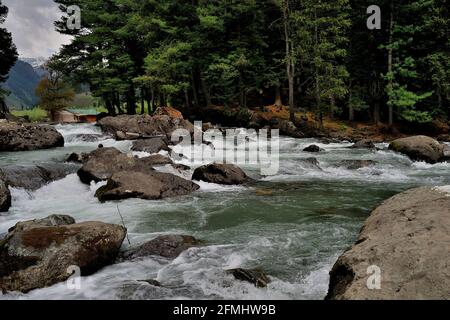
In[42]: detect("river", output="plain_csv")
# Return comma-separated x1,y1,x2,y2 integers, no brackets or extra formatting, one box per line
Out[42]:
1,123,449,300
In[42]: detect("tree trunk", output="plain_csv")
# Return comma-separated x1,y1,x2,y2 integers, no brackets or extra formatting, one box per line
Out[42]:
239,74,245,108
314,6,322,128
140,88,145,114
149,86,155,113
0,99,9,119
373,103,380,124
199,70,211,107
126,87,136,115
274,86,282,108
190,70,199,108
282,1,295,122
387,0,394,127
329,94,336,120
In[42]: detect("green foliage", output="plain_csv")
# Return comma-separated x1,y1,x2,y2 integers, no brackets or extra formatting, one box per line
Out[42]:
11,108,48,122
48,0,450,125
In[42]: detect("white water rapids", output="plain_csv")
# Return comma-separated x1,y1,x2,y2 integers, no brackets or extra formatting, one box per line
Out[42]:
0,123,449,300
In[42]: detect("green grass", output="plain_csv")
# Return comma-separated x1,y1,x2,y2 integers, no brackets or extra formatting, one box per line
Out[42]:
11,108,48,122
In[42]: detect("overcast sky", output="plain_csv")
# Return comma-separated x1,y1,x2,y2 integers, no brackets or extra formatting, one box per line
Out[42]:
3,0,72,58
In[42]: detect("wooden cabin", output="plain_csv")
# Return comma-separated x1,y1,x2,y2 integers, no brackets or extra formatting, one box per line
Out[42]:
54,108,99,123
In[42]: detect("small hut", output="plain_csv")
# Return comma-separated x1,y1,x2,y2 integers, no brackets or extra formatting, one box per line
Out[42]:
54,108,100,123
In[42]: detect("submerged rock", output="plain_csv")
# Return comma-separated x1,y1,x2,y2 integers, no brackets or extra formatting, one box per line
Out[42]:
299,157,322,170
66,152,89,163
0,215,126,293
337,160,377,170
326,187,450,300
389,135,445,164
131,137,170,154
227,268,271,288
351,139,376,149
0,180,11,212
123,235,201,260
303,144,323,152
192,163,251,185
95,170,199,201
0,164,77,190
0,122,64,152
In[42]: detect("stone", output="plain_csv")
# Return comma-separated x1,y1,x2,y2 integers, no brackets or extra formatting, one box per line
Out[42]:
0,215,126,293
95,170,200,201
351,139,376,149
227,268,271,288
192,163,251,185
0,180,11,212
303,144,323,152
326,187,450,300
0,122,64,152
123,235,201,260
389,135,445,164
0,164,77,191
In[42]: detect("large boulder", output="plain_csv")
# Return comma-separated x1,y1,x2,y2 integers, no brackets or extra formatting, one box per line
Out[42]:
0,215,126,293
123,235,200,260
326,186,450,300
192,163,251,185
0,122,64,152
0,180,11,212
0,164,77,190
98,114,194,141
77,147,174,184
95,170,200,201
389,135,445,164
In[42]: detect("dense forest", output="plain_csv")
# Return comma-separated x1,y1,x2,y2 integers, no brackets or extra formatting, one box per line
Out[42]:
10,0,450,128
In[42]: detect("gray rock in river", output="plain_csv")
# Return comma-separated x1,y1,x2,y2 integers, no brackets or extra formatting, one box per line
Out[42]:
326,186,450,300
122,235,201,260
0,121,64,152
303,144,323,152
389,135,445,164
0,179,11,212
98,114,194,141
226,268,271,288
0,164,77,190
0,214,126,293
131,137,170,154
77,147,173,184
337,160,377,170
192,163,252,185
95,170,200,201
351,139,376,149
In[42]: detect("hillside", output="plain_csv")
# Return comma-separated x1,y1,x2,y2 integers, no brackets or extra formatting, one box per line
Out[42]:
2,60,43,109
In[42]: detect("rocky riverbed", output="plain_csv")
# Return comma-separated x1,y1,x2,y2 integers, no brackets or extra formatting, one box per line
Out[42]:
0,117,449,299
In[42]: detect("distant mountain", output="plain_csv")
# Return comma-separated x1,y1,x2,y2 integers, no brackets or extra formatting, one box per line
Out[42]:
21,57,48,69
2,60,44,110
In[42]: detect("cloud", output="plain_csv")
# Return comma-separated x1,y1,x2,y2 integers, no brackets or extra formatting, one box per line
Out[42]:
2,0,72,58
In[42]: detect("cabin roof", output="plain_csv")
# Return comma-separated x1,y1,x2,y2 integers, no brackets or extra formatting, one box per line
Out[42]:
66,108,100,116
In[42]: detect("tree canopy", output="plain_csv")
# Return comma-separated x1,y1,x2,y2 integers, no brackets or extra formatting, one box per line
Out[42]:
0,0,18,117
51,0,450,126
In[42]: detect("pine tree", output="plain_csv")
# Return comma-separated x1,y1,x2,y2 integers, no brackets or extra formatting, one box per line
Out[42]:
0,0,18,118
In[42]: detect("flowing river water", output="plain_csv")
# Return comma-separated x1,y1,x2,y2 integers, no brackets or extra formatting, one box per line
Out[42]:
1,123,449,300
